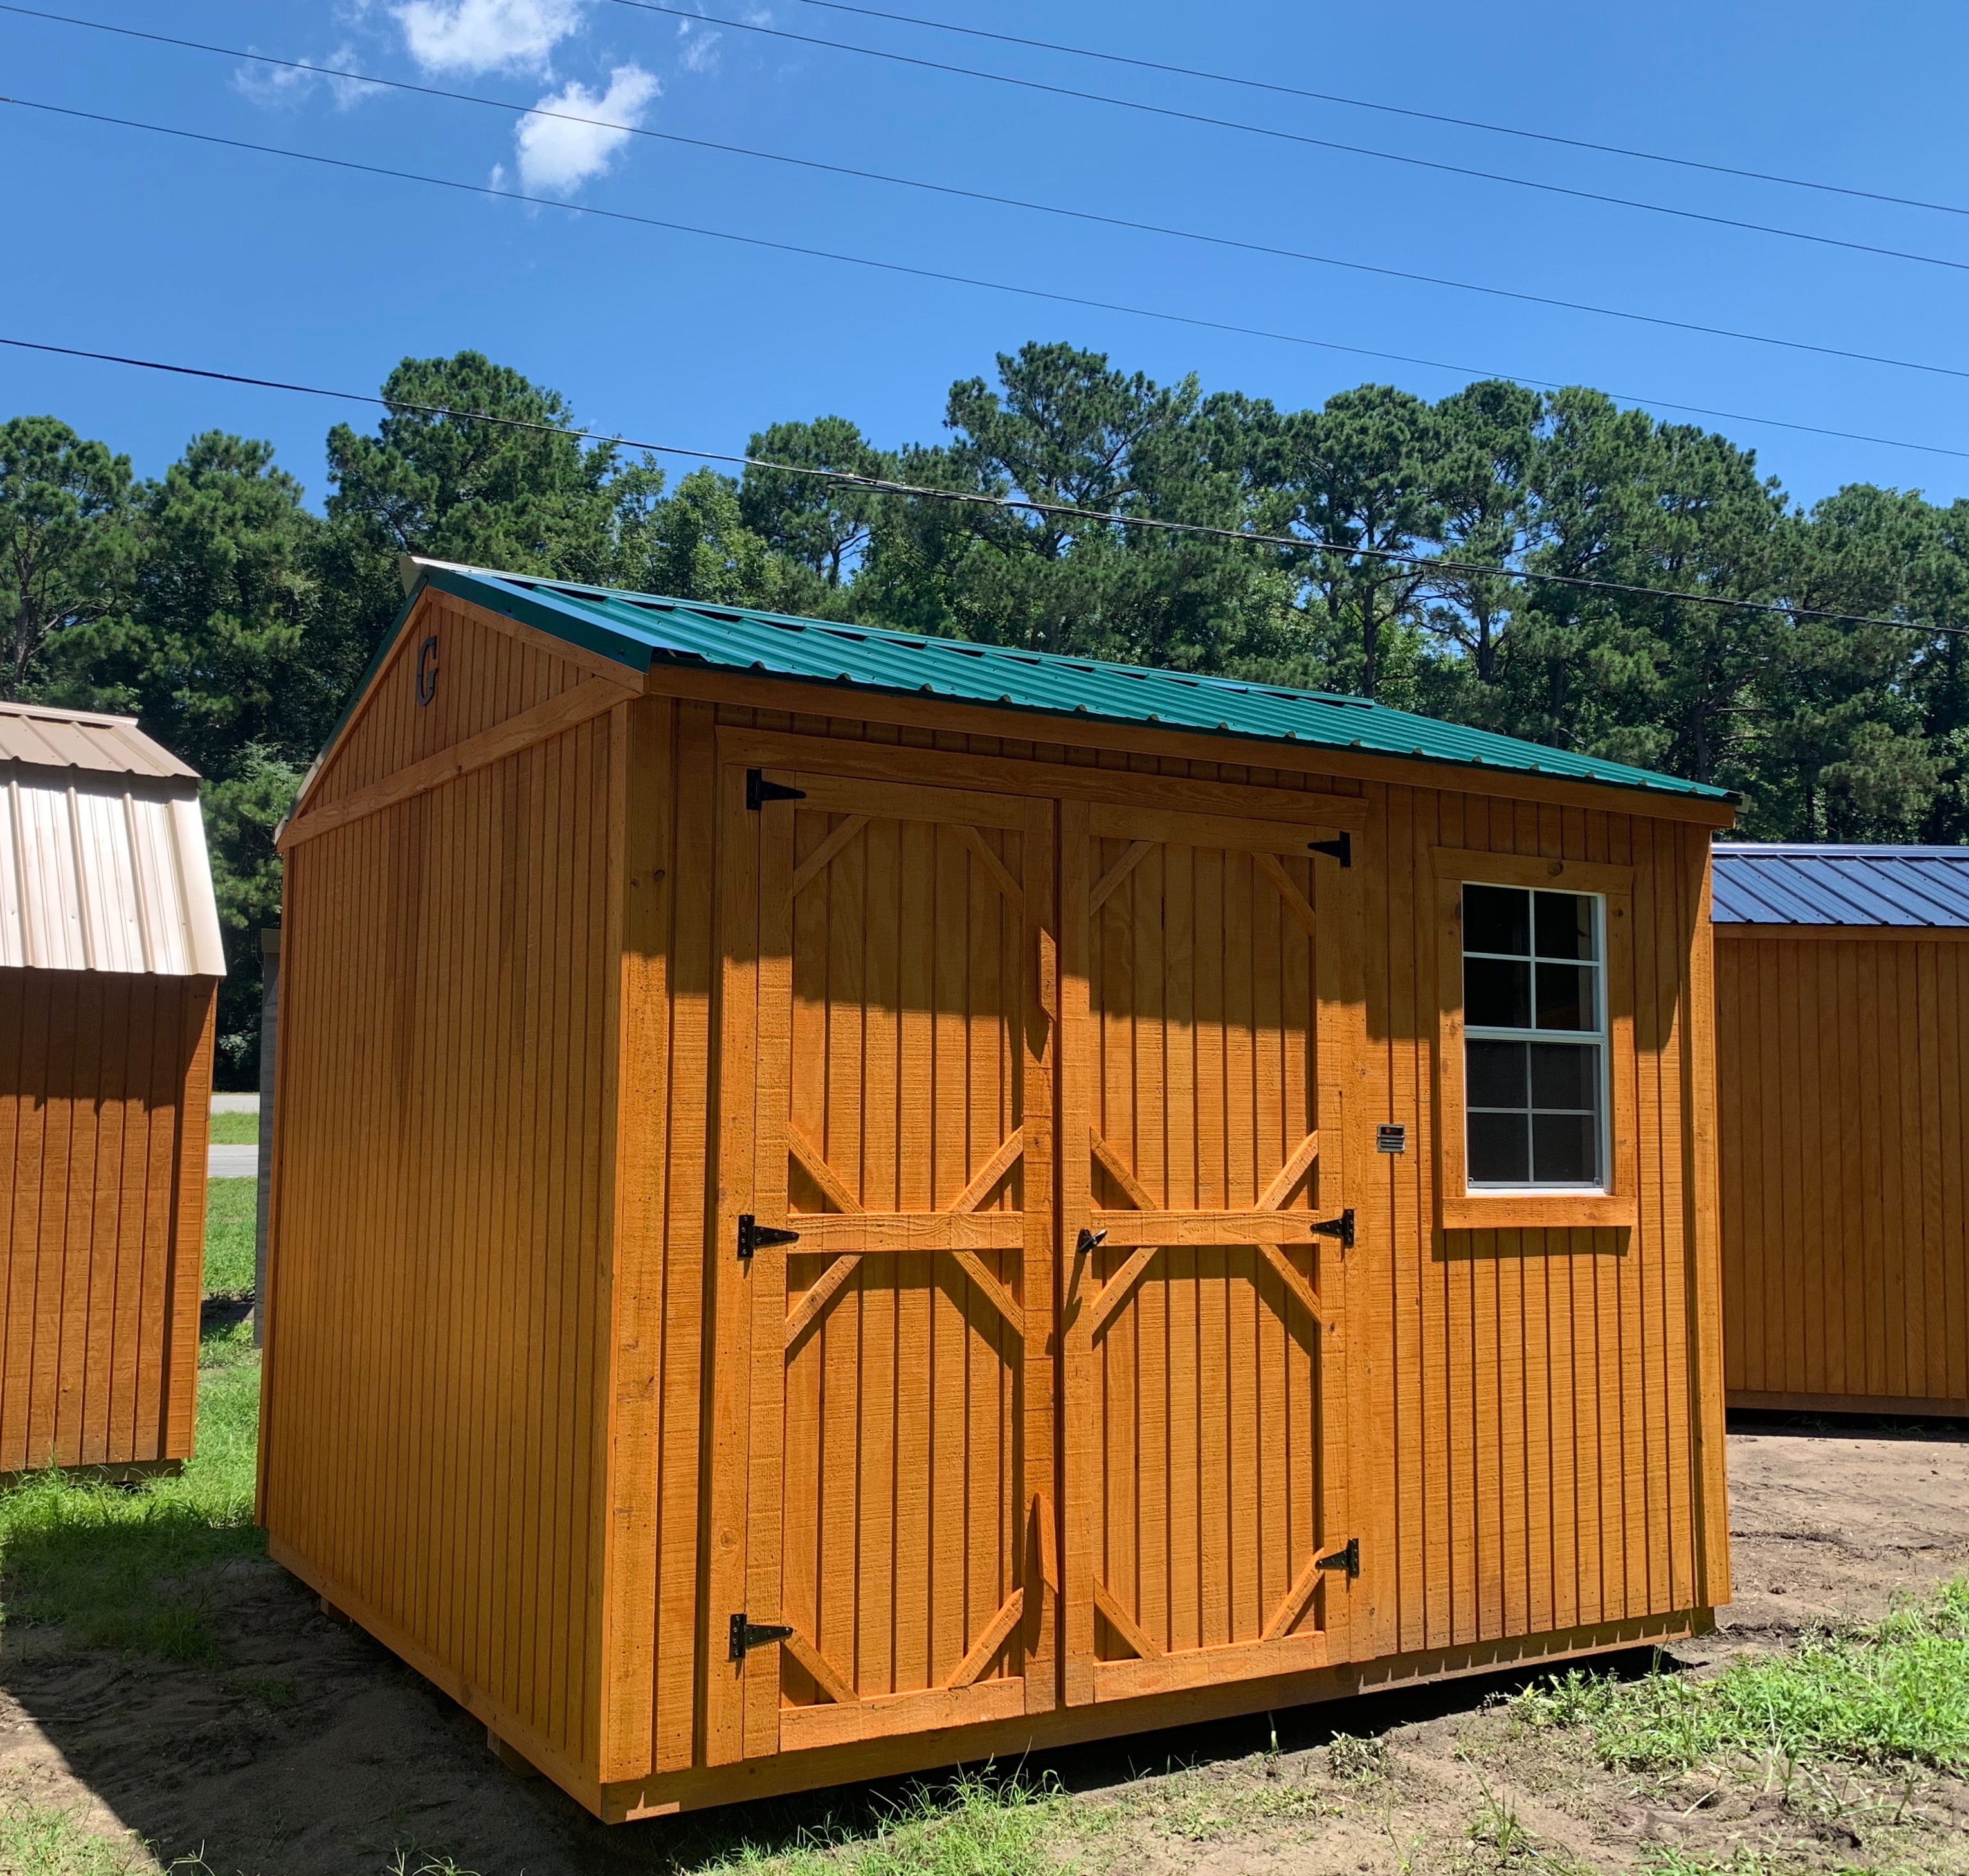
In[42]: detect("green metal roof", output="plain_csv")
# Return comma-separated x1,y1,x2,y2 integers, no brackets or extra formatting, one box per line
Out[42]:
417,563,1734,806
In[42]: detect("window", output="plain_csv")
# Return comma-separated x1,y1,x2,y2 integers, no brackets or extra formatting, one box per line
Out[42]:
1462,885,1606,1189
1428,845,1637,1232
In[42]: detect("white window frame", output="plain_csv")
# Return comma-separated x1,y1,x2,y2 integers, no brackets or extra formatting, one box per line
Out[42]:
1462,887,1611,1195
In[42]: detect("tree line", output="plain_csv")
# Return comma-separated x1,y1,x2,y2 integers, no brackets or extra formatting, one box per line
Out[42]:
5,344,1966,1078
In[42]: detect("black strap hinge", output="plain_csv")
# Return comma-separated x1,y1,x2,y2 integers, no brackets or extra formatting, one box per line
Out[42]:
729,1613,794,1661
1311,1207,1355,1250
1316,1537,1361,1580
1307,832,1351,868
746,767,806,810
737,1213,801,1260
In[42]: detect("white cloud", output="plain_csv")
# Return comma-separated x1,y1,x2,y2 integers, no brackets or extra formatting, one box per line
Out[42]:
514,64,659,195
234,44,379,109
676,20,722,73
395,0,587,76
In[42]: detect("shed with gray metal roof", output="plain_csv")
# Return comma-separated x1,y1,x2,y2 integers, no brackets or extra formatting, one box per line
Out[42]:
1714,840,1969,1416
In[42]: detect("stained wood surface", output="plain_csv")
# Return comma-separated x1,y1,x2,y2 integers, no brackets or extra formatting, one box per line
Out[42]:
261,710,621,1780
262,610,1728,1816
1061,799,1363,1704
304,593,601,813
0,970,212,1470
1718,926,1969,1412
708,766,1051,1760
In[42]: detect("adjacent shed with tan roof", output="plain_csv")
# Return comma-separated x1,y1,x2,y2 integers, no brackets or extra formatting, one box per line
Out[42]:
0,701,224,1475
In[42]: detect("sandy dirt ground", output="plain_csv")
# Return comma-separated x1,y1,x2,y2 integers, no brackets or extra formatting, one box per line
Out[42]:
6,1419,1969,1876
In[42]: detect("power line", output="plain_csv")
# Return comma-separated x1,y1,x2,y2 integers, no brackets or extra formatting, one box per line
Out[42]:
0,332,1955,639
8,1,1969,280
594,0,1969,278
15,92,1969,393
783,0,1969,224
9,95,1969,466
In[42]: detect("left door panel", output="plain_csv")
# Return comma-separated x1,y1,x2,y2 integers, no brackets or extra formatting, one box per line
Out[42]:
709,764,1057,1764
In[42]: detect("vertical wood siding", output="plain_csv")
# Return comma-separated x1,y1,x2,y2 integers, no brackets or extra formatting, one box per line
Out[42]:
601,706,1725,1790
0,969,212,1471
1718,930,1969,1412
262,712,620,1782
263,614,1726,1810
307,594,597,811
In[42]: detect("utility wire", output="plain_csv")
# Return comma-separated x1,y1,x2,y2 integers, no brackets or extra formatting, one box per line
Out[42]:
14,92,1969,394
781,0,1969,223
10,95,1969,466
594,0,1969,278
0,332,1954,639
8,1,1969,280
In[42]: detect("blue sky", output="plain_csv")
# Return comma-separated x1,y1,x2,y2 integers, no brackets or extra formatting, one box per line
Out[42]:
4,0,1966,511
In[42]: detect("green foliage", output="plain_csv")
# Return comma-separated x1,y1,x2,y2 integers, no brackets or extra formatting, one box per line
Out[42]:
1514,1580,1969,1772
202,1175,256,1294
12,340,1969,1094
0,415,134,699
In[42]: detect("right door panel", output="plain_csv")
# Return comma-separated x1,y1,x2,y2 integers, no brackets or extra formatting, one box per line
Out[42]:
1061,800,1365,1705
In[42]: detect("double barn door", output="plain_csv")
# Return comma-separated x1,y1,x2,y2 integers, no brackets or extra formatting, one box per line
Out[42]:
709,760,1365,1765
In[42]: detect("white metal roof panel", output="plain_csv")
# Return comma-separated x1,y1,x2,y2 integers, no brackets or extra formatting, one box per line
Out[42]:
0,702,197,779
1712,843,1969,928
0,773,224,975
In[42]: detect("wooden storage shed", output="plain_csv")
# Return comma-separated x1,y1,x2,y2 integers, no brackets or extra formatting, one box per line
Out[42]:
1716,842,1969,1414
0,701,224,1476
260,560,1737,1820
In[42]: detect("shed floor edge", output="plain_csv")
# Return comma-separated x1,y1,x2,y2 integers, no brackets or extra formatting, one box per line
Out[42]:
1729,1387,1969,1419
266,1535,606,1814
603,1610,1709,1821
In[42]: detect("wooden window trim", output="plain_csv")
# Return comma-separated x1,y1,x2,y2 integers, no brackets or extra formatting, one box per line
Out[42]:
1428,847,1639,1231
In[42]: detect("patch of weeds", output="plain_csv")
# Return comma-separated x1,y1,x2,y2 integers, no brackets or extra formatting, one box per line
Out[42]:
199,1177,255,1297
230,1673,296,1710
0,1323,263,1663
1454,1781,1593,1873
1515,1578,1969,1776
1329,1731,1388,1785
1638,1853,1789,1876
0,1789,145,1875
385,1852,482,1876
693,1769,1069,1876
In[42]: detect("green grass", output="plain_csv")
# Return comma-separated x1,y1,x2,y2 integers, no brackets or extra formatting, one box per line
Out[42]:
0,1188,264,1666
1514,1579,1969,1774
204,1111,259,1146
199,1178,255,1297
0,1789,147,1875
689,1771,1071,1876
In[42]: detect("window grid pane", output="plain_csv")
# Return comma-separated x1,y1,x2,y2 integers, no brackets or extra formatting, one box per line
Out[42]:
1462,884,1606,1190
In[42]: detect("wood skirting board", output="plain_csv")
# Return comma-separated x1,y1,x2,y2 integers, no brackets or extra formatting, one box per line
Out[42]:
1730,1388,1969,1419
597,1609,1709,1821
277,1533,1706,1823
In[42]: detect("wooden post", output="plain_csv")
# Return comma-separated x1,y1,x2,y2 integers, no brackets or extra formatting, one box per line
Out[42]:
253,926,281,1348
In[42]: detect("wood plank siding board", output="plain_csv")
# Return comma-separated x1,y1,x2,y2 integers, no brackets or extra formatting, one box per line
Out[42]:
1718,921,1969,1416
0,971,212,1475
261,588,1729,1816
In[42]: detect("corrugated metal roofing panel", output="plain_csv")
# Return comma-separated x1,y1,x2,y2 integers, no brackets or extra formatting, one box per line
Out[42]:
0,775,224,975
0,703,197,779
408,563,1734,807
1712,843,1969,927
